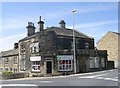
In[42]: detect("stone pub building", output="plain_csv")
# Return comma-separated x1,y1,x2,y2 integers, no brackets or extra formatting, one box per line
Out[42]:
0,16,108,77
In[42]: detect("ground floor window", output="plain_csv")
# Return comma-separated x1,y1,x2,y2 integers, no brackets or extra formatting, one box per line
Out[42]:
0,68,3,71
13,68,18,73
94,57,99,68
89,57,100,68
57,55,73,71
101,58,105,68
58,60,72,71
32,61,40,72
89,57,94,68
30,56,41,72
20,59,25,71
5,68,8,71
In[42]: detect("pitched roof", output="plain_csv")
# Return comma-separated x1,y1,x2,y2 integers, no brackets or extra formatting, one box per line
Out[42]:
19,34,36,42
19,26,94,42
110,31,120,36
46,26,93,39
97,31,119,44
1,49,18,57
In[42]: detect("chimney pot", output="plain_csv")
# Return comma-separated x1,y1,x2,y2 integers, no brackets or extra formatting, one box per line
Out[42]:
38,16,44,32
39,16,41,21
59,20,66,28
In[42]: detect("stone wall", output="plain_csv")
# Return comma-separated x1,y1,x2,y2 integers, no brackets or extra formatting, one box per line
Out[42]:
97,31,119,68
2,73,25,80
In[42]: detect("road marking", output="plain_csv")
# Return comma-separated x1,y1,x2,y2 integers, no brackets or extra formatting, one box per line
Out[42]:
97,77,104,79
104,78,118,81
79,74,107,78
1,84,38,86
69,69,117,77
79,73,118,82
40,81,53,83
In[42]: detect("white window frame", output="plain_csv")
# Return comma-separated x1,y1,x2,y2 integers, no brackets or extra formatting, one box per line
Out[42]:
14,56,17,64
94,57,99,68
101,58,105,68
85,42,89,49
30,42,39,53
31,61,40,72
89,57,94,68
89,57,100,68
30,56,41,72
57,55,73,71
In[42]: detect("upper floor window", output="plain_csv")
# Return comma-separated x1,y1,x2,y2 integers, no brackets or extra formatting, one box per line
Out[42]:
30,42,39,54
14,56,18,64
85,42,89,49
0,58,3,64
20,44,26,55
5,57,9,64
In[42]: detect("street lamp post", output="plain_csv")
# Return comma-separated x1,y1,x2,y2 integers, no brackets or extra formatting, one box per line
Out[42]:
72,9,77,73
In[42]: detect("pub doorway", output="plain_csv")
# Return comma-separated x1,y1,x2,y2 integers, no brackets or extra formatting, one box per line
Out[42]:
46,60,52,74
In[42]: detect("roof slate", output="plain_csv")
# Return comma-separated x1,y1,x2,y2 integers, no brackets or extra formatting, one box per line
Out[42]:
46,26,93,39
19,26,94,42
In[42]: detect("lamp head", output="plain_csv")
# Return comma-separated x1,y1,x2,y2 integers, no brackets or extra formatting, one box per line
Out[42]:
72,9,77,13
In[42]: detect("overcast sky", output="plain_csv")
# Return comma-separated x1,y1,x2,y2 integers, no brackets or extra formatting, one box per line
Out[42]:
0,2,118,51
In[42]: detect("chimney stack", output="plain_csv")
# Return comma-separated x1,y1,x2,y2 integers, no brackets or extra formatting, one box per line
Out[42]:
14,43,18,49
26,22,36,36
59,20,66,28
38,16,44,32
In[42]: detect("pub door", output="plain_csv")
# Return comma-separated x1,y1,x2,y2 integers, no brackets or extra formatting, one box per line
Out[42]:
46,60,52,74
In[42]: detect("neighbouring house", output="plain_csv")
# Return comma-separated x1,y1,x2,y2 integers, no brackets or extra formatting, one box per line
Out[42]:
0,16,108,77
0,43,19,73
97,31,119,68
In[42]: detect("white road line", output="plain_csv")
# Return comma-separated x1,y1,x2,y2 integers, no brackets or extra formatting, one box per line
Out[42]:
104,78,118,81
78,74,107,78
40,81,53,83
69,69,117,77
78,74,118,82
96,77,104,79
0,84,38,86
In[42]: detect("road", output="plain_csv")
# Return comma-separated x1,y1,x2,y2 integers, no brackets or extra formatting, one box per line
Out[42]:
1,69,119,88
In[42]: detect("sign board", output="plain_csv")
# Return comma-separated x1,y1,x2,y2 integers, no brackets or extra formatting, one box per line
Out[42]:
57,55,73,60
30,56,41,61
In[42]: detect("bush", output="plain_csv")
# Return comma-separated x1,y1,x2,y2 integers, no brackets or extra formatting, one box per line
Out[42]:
2,71,13,75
